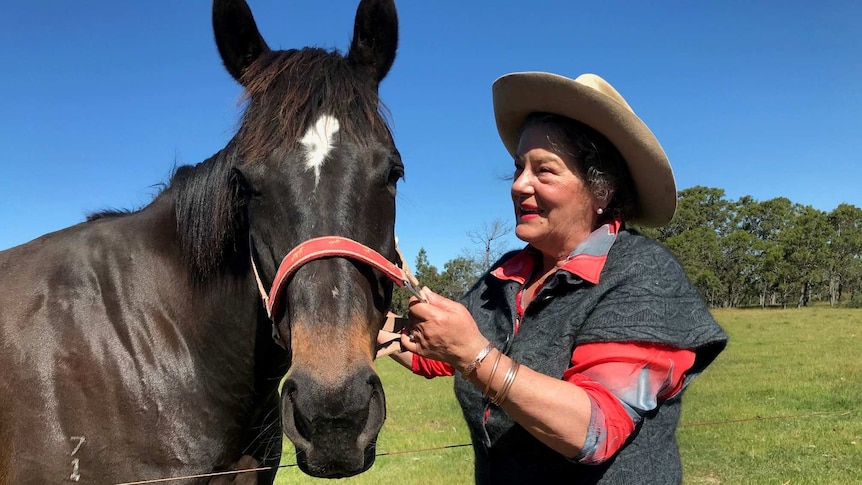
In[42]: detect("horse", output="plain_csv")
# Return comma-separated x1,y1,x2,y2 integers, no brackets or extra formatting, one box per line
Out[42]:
0,0,402,482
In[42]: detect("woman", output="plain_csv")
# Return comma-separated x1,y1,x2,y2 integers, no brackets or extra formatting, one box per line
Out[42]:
379,72,727,484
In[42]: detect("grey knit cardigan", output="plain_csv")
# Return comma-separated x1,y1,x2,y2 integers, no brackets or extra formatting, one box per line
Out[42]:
453,230,728,485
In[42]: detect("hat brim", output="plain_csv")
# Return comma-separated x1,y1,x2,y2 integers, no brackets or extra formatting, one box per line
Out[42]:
493,72,676,228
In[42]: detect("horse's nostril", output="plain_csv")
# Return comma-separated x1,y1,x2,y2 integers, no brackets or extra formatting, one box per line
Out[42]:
366,372,382,388
281,377,313,446
293,405,312,441
283,378,298,396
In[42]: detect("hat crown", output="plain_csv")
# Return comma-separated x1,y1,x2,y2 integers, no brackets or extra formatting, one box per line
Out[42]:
574,73,634,113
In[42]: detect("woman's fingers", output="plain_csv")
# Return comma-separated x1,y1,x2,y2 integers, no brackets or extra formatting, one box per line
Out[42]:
400,331,419,354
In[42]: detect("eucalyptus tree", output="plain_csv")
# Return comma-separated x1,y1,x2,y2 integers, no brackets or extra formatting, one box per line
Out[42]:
827,203,862,305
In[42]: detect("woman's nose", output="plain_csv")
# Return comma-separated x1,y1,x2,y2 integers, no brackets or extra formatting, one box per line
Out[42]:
511,170,534,196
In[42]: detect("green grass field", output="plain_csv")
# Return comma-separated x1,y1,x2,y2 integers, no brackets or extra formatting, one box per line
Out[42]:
274,308,862,484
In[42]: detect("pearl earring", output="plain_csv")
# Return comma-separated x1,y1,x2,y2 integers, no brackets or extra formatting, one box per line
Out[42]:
597,208,604,215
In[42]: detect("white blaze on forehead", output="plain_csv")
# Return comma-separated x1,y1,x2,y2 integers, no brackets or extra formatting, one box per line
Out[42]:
300,114,340,187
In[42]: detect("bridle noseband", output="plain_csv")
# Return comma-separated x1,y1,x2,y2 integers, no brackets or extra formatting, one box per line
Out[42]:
250,236,419,348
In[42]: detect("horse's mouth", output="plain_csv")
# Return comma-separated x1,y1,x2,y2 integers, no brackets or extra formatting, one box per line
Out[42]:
287,419,378,478
280,371,386,478
293,442,377,478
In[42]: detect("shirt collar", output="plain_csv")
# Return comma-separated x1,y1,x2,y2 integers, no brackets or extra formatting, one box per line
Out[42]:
491,219,621,285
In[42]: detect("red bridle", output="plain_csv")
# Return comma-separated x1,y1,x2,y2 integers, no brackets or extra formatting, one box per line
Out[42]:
250,236,422,348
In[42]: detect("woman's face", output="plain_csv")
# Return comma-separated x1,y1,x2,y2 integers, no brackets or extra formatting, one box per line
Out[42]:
511,122,604,259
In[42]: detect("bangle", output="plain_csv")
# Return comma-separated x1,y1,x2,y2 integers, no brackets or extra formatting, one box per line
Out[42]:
461,342,495,379
482,350,503,398
492,361,520,406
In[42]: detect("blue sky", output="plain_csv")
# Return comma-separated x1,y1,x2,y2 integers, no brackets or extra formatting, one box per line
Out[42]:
1,1,859,268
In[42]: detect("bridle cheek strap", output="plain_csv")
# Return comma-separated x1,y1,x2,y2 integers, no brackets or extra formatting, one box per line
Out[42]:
250,236,410,348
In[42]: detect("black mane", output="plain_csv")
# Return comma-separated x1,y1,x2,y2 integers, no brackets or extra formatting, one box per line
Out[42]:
170,152,247,282
86,208,135,221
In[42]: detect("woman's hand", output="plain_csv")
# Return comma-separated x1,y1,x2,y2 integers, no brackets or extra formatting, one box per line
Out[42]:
400,288,490,373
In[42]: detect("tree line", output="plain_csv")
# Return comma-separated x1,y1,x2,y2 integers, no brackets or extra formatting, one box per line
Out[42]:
392,187,862,313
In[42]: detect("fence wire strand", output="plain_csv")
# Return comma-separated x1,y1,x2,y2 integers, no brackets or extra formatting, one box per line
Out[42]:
112,408,858,484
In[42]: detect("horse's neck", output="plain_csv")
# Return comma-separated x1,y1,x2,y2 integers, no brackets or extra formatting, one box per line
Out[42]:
148,189,260,328
104,155,280,388
116,195,282,416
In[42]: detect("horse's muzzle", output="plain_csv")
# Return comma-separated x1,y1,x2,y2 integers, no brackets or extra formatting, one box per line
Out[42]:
280,368,386,478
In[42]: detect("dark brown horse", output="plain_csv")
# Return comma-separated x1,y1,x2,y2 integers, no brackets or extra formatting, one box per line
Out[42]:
0,0,402,482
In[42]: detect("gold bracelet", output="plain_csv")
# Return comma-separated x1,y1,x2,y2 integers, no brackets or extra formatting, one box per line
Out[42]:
491,361,515,405
461,342,495,380
492,361,520,406
492,361,519,406
505,362,521,403
482,350,503,398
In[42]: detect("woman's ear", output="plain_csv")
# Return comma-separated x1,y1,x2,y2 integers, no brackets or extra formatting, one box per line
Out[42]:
597,189,614,213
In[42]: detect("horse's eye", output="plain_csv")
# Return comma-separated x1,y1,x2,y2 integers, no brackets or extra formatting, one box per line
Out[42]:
387,165,404,189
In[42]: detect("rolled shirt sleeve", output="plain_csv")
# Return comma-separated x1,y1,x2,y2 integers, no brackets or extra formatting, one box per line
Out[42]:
412,354,455,378
563,342,696,464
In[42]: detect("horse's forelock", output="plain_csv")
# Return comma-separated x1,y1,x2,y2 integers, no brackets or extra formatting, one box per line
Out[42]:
236,48,392,165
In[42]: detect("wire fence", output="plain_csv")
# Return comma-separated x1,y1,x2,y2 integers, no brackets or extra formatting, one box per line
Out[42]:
112,408,859,485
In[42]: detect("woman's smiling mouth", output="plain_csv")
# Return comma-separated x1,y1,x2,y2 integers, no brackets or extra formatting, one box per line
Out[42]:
518,204,541,220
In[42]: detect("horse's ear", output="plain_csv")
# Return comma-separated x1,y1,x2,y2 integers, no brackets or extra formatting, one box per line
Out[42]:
347,0,398,85
212,0,271,83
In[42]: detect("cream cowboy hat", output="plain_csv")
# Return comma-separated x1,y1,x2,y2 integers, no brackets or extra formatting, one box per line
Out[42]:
493,71,677,227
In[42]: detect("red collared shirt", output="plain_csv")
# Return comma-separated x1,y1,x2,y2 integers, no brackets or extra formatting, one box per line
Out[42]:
411,221,696,463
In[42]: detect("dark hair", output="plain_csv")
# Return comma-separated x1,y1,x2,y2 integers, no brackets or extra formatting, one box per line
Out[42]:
520,112,637,223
